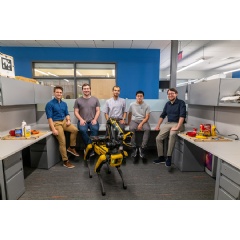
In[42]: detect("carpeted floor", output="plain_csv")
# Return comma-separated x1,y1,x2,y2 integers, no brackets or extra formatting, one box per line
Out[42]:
19,150,216,200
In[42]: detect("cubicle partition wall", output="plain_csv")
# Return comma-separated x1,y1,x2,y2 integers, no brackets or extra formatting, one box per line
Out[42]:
0,76,52,132
177,78,240,176
36,99,168,149
184,78,240,138
36,99,168,126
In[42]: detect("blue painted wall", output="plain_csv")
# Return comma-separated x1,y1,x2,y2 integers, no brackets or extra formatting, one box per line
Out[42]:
232,72,240,78
0,47,160,99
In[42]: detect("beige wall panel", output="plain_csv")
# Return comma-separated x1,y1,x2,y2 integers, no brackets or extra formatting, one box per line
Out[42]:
91,79,115,99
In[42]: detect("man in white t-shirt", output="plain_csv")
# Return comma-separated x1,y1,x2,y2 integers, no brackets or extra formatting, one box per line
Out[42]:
103,86,127,130
127,90,151,162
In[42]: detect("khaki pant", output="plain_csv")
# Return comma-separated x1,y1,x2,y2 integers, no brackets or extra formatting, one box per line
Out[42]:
156,122,185,157
53,120,78,161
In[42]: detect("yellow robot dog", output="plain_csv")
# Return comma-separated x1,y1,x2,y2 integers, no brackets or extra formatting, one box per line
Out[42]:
84,118,133,196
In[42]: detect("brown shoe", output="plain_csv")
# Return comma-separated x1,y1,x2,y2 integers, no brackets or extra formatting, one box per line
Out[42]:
67,147,80,157
63,160,75,168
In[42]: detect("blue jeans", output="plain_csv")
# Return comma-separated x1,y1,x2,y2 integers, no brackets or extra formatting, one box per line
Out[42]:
77,121,99,145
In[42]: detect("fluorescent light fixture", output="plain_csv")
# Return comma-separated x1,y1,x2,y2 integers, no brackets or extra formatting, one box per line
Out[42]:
167,58,205,76
107,73,109,77
177,58,205,73
35,69,49,75
176,82,189,87
112,69,115,76
223,68,240,74
206,73,226,80
47,72,59,77
76,71,82,76
64,79,69,82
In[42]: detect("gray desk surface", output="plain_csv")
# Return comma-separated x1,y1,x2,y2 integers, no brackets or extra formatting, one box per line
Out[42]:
0,124,52,161
179,132,240,170
0,123,161,161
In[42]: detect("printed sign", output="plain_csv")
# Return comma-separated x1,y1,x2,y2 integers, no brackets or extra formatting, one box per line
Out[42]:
1,57,12,71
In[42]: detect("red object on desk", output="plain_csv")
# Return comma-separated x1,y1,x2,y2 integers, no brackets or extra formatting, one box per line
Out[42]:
9,130,15,136
186,131,197,137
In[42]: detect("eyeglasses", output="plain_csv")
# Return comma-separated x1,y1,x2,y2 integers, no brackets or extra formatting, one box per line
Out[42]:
167,93,176,95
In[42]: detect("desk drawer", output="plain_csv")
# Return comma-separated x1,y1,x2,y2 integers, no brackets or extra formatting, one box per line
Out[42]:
218,188,235,200
3,152,22,169
6,169,25,200
221,161,240,185
220,175,240,199
4,160,23,181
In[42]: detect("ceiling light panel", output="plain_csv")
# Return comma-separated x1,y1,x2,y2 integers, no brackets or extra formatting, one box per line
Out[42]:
75,40,95,48
113,40,133,48
56,40,79,47
36,40,61,47
131,40,152,49
94,40,114,48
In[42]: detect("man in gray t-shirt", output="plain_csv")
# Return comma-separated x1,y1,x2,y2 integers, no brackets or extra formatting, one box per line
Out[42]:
74,84,100,152
128,90,151,161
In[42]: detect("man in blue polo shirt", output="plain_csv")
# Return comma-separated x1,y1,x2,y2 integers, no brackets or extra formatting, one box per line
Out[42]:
45,85,79,169
153,88,186,167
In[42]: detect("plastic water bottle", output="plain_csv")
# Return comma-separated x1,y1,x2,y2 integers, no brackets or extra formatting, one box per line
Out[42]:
21,120,27,137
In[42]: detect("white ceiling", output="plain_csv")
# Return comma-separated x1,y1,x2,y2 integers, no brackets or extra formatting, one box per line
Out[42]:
1,40,240,80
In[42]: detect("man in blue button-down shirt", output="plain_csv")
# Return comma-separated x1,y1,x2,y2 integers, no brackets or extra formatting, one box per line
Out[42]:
153,88,186,167
45,86,79,169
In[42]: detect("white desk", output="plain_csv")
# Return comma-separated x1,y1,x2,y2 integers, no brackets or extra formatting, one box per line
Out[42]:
0,124,52,161
179,133,240,170
177,133,240,200
0,124,58,200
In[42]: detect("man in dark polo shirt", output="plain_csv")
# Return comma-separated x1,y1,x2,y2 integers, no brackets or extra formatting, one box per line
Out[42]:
153,88,186,167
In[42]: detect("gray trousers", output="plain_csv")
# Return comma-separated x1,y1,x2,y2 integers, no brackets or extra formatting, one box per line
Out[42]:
156,122,185,157
129,120,151,148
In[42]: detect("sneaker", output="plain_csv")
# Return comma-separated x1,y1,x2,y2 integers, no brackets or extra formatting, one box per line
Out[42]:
63,160,75,168
139,147,146,159
67,147,80,157
153,156,165,164
131,147,138,158
165,156,172,167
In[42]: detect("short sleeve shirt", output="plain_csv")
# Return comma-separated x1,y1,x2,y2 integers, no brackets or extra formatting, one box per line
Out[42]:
74,96,100,122
128,101,151,121
103,97,126,119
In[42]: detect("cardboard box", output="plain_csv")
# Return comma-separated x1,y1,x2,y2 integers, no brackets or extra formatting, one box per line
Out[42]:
0,52,15,78
15,76,39,84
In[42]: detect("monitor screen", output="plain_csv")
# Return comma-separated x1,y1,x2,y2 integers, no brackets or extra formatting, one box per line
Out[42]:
159,81,170,89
